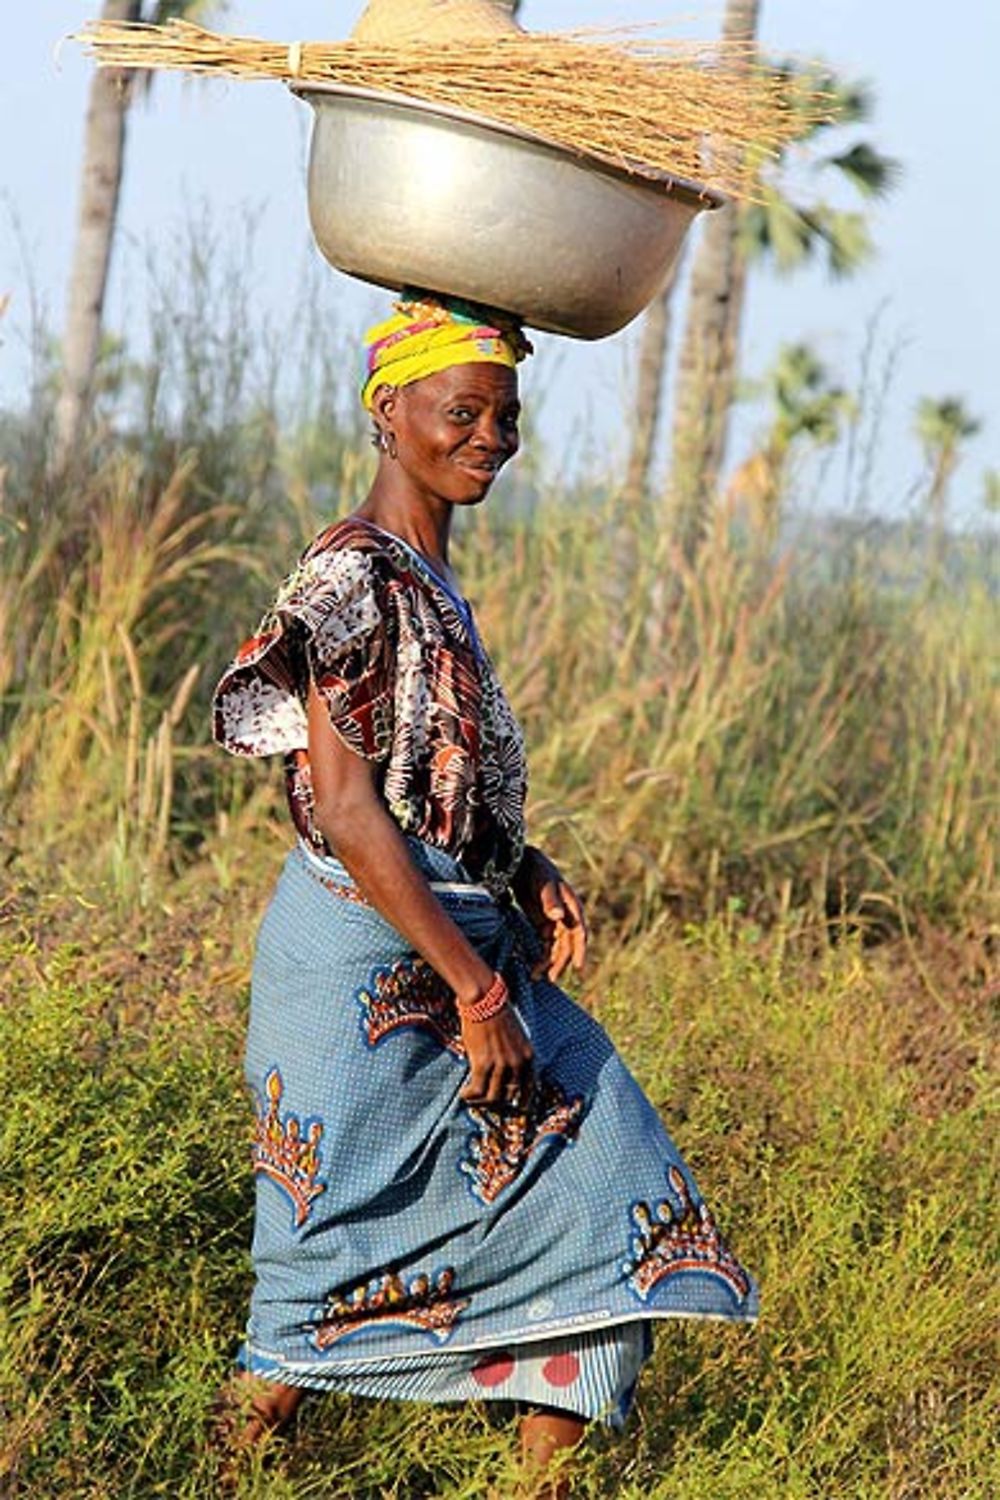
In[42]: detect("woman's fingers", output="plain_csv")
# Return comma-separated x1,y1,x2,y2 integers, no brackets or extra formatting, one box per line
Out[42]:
534,878,588,981
553,879,588,973
546,921,573,981
566,917,587,975
531,918,581,981
519,857,590,977
538,879,566,924
464,1063,527,1108
559,880,590,970
460,1054,498,1104
460,1012,534,1106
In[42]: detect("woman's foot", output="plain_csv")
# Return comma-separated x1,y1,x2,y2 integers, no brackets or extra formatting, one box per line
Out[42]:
518,1407,585,1499
212,1370,305,1451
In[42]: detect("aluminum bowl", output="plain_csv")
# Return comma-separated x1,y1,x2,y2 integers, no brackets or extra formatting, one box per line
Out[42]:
292,83,722,340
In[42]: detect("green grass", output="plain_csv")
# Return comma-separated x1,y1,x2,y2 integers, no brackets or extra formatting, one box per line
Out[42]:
1,881,995,1498
1,245,996,1495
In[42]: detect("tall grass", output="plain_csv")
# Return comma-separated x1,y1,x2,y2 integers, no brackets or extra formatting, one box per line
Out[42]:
0,234,996,1496
462,493,996,932
0,252,995,926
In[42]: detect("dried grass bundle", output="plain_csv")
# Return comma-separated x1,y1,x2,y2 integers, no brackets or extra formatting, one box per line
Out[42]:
73,18,830,200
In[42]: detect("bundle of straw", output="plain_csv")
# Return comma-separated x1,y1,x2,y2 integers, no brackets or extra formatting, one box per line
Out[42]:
351,0,523,44
73,18,830,200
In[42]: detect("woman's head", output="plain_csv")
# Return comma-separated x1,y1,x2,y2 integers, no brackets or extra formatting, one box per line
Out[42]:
362,295,530,506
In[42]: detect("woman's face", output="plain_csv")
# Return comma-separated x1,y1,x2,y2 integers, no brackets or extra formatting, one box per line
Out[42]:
376,363,521,506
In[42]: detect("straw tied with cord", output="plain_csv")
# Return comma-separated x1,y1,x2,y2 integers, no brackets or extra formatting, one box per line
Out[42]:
72,0,832,203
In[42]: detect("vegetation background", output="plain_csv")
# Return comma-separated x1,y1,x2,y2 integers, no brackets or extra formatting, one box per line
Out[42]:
0,2,997,1497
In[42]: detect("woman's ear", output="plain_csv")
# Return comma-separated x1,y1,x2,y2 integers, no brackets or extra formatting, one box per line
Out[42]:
371,384,398,433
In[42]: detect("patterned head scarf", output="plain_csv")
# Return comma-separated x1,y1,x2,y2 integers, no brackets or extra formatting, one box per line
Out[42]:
361,292,532,411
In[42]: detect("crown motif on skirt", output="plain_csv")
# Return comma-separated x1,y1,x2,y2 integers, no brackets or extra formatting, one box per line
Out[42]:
623,1164,751,1305
461,1074,585,1204
356,955,464,1056
251,1068,327,1229
314,1265,470,1351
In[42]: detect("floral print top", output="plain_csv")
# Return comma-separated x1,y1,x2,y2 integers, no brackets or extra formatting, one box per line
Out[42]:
212,517,527,895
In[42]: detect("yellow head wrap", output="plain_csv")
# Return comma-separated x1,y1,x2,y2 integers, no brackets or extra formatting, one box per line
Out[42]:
360,293,531,411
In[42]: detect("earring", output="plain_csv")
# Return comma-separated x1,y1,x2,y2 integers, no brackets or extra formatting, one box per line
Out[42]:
383,430,398,460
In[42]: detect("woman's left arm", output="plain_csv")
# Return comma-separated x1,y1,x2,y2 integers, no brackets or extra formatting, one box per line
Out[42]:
511,845,589,982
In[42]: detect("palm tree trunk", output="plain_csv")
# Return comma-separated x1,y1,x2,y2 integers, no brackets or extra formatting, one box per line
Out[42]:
622,259,680,506
51,0,141,476
668,0,761,559
926,452,953,591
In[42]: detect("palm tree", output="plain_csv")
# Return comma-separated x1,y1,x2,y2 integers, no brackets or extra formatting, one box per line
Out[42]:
52,1,221,477
914,396,981,585
621,262,679,508
622,0,760,511
668,27,899,558
727,342,853,542
636,0,758,543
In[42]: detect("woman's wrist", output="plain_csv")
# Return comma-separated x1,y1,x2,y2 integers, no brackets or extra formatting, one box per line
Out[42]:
453,960,500,1010
456,971,509,1024
511,843,542,900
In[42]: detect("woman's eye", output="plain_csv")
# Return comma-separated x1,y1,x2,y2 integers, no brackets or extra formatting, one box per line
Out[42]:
450,407,475,422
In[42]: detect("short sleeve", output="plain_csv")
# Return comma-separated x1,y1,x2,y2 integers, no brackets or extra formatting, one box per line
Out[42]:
212,544,393,761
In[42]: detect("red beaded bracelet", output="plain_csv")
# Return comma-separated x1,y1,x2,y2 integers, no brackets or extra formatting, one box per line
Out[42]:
457,972,509,1024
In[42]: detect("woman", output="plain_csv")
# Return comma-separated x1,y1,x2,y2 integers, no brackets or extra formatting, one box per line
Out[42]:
213,296,757,1492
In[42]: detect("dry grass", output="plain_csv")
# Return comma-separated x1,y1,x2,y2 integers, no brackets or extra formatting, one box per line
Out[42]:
1,879,995,1498
1,223,994,929
1,218,996,1500
72,19,831,199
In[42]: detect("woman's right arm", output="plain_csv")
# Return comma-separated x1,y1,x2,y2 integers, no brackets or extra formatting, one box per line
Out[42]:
307,683,533,1107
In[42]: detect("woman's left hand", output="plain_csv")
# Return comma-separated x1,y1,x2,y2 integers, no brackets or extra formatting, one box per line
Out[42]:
512,845,589,982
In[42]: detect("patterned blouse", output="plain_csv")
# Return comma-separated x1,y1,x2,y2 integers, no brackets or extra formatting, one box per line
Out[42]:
212,517,528,896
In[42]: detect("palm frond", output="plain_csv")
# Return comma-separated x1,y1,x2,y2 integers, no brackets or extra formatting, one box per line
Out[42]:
739,190,813,272
770,63,875,142
915,397,982,454
821,142,902,200
799,206,874,278
820,73,876,128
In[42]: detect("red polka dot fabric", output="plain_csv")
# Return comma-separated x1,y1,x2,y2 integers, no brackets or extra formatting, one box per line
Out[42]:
243,1323,650,1428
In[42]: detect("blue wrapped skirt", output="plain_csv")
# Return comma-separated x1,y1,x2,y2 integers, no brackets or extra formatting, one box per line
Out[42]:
239,841,758,1426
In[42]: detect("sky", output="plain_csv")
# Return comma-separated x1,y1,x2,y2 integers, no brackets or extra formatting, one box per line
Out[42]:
1,1,998,519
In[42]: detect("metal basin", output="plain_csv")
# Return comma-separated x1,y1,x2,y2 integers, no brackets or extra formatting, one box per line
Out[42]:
293,83,722,340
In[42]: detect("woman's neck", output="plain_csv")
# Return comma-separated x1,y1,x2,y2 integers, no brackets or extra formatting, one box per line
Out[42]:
358,479,453,576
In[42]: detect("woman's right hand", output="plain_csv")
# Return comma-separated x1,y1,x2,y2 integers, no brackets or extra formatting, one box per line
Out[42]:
459,1006,534,1109
307,687,535,1110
